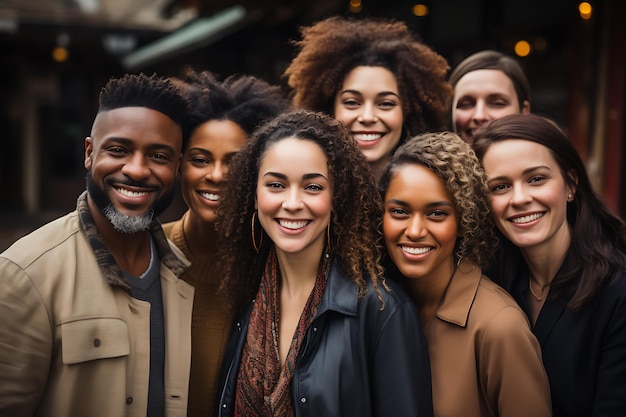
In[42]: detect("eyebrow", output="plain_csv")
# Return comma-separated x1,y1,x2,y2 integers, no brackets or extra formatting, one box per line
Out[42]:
263,172,329,181
104,137,177,154
340,89,401,99
487,165,552,182
385,198,454,208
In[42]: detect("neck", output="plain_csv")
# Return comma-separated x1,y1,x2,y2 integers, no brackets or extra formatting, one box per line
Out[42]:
369,154,392,183
406,258,457,325
275,242,324,299
521,224,571,286
182,211,217,257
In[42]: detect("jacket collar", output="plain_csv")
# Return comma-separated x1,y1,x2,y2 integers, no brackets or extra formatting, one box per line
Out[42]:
315,261,359,318
435,258,482,328
76,191,187,294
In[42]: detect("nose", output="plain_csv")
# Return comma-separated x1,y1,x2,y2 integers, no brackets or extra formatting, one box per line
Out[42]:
357,103,378,124
510,185,532,206
471,101,489,124
405,214,427,240
206,161,225,184
282,188,304,211
121,153,150,180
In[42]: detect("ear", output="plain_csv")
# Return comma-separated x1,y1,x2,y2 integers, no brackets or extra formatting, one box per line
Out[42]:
84,137,93,170
521,100,531,114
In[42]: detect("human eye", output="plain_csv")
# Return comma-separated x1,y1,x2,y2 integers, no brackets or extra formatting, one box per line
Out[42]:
305,183,325,192
488,96,511,108
266,181,285,189
341,96,361,109
151,153,172,163
425,209,451,221
378,100,398,110
489,183,510,194
528,175,546,184
105,146,127,156
455,98,474,110
189,155,211,166
387,207,408,218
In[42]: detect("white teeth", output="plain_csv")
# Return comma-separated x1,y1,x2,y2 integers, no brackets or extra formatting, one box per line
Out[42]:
511,213,544,224
279,220,308,230
117,188,148,197
401,246,431,255
200,192,219,201
353,133,383,142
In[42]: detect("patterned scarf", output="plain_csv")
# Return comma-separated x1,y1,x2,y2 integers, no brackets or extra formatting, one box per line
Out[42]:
234,247,329,417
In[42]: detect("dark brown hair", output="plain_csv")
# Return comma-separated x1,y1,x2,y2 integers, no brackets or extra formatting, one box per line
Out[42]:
473,113,626,309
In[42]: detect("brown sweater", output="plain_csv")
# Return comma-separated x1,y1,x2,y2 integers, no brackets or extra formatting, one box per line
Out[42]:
163,213,235,417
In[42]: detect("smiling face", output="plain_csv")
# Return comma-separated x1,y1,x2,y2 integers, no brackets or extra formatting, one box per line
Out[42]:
182,119,247,225
334,66,404,166
255,137,332,260
481,139,573,253
85,106,182,233
383,163,458,282
452,69,528,143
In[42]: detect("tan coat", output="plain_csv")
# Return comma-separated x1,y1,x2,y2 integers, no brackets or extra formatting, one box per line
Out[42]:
424,260,552,417
0,210,194,417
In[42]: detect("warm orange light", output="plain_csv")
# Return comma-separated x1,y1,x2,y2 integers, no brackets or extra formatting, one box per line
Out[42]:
349,0,362,13
578,2,592,20
514,40,532,57
412,4,429,17
533,36,547,52
52,47,69,62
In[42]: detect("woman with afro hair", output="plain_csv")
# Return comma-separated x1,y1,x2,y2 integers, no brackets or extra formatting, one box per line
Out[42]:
163,69,289,417
284,16,452,181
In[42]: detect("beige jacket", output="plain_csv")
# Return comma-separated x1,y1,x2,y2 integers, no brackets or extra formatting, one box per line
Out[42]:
425,260,552,417
0,197,194,417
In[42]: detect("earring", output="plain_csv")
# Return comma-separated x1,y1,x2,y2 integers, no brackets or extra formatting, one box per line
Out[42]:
251,211,263,252
568,193,573,202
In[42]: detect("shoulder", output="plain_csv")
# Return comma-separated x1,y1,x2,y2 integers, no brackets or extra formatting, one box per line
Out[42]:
472,275,532,334
1,211,82,268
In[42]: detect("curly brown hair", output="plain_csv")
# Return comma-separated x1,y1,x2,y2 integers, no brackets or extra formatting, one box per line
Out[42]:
216,109,387,308
284,16,452,139
379,131,498,269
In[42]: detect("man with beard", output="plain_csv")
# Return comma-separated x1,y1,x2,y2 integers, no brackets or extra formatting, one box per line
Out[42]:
0,73,193,417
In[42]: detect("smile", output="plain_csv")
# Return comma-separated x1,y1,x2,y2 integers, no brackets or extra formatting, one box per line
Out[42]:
116,188,149,198
510,212,544,224
200,192,219,201
279,219,309,230
401,246,432,255
352,133,384,142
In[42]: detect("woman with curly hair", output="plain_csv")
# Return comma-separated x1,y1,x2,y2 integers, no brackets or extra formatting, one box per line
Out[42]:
448,50,531,144
473,113,626,417
162,69,289,417
379,131,551,417
284,16,452,181
215,110,433,417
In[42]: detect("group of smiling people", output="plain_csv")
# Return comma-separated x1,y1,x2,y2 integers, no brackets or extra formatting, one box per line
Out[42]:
164,15,625,417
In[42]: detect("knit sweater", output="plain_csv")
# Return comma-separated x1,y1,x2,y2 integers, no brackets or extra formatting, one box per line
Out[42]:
163,212,235,417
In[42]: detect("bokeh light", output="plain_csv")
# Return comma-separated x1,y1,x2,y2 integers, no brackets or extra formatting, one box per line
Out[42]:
349,0,362,13
579,2,593,20
412,4,429,17
514,40,532,57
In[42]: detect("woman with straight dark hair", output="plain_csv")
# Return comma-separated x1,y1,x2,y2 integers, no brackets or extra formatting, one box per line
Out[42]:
473,113,626,417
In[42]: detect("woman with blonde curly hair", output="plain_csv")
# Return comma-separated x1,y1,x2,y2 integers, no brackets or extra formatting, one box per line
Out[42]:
215,110,433,417
379,131,551,417
284,16,452,181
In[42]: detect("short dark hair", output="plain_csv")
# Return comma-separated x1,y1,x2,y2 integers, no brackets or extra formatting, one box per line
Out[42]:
448,50,531,109
98,73,189,130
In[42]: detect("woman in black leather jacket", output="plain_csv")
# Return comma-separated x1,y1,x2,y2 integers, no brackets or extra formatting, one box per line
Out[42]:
214,110,433,417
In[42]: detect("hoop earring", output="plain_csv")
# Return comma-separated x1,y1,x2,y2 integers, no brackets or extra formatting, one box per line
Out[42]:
251,211,263,252
456,255,475,274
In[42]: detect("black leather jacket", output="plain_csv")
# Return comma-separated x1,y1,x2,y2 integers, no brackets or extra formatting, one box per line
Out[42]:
216,261,434,417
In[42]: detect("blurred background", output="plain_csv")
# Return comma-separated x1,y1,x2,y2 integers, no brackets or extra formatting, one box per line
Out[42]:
0,0,623,250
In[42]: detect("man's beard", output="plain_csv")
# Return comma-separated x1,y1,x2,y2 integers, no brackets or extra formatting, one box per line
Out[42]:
86,172,174,234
